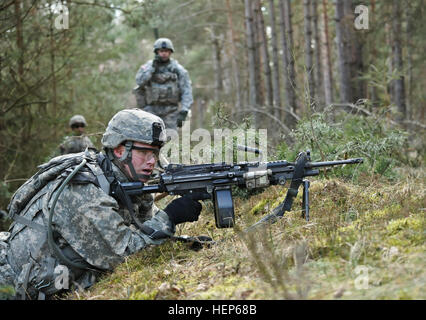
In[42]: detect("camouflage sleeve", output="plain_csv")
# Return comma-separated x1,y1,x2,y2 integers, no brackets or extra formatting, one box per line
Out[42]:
136,193,158,221
175,63,193,112
51,183,175,271
135,61,155,87
83,136,95,149
59,136,71,155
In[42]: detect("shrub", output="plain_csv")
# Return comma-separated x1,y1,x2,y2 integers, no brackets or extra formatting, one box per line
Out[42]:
275,113,409,181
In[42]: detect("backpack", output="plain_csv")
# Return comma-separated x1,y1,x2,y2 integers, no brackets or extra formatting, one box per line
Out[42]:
7,149,109,229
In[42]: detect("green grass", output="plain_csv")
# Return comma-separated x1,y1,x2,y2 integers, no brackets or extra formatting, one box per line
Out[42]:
66,167,425,300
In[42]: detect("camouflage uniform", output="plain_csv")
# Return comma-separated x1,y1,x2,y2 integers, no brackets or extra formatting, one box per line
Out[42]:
58,115,95,155
0,151,175,299
59,135,95,155
134,39,193,130
0,110,177,299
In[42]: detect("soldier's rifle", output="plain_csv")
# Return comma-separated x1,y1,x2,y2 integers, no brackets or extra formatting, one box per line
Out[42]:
117,151,363,229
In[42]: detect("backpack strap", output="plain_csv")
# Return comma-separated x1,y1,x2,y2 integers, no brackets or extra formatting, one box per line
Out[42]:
85,162,110,195
11,215,45,233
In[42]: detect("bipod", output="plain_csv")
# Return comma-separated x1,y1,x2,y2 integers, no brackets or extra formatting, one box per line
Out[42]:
301,179,310,221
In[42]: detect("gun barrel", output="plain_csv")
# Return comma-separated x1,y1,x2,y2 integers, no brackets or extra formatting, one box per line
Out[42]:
306,158,363,168
237,145,262,155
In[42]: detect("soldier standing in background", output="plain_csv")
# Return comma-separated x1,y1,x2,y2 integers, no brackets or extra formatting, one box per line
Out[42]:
59,115,95,155
133,38,193,130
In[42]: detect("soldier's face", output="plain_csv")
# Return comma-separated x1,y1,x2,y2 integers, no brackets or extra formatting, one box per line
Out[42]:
157,49,172,61
72,124,85,135
114,142,159,182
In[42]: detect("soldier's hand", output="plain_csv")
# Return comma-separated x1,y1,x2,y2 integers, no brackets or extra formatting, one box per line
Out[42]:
164,196,202,225
176,110,188,128
152,73,167,83
152,54,162,70
133,85,142,93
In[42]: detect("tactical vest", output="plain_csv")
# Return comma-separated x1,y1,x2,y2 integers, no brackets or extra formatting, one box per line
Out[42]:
60,136,94,155
145,66,180,106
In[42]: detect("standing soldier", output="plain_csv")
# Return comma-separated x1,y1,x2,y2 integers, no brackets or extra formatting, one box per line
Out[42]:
59,115,95,155
134,38,193,130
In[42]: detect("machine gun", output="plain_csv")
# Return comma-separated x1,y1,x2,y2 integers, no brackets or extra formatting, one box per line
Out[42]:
118,151,363,229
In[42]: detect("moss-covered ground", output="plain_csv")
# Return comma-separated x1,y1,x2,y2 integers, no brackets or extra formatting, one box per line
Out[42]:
67,167,425,300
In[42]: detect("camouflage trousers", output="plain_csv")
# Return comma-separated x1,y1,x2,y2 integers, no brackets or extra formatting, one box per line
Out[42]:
0,231,98,300
141,105,179,131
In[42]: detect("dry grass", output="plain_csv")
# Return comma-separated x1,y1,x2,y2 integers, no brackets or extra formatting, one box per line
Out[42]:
66,167,425,300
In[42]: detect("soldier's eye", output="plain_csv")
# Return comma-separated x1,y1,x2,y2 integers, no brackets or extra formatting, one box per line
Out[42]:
134,149,159,161
135,150,148,156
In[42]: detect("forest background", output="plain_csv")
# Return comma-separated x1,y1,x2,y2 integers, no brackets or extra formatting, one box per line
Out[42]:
0,0,425,300
0,0,425,236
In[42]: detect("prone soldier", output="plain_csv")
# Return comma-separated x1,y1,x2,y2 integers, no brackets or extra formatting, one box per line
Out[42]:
0,109,202,299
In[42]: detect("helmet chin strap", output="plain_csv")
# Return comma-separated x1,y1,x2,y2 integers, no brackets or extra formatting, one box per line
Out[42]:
114,141,151,182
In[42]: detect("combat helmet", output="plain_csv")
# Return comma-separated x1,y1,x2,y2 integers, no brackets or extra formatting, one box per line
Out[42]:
102,108,166,181
153,38,174,53
102,108,166,149
69,115,87,128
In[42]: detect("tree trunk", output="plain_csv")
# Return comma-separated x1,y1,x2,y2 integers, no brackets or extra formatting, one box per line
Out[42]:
244,0,258,110
221,34,232,97
49,9,58,139
312,0,324,108
391,0,406,121
405,2,413,120
344,1,365,102
257,0,273,109
14,0,24,81
268,0,282,118
335,0,352,103
321,0,333,107
252,0,264,107
211,30,223,101
208,0,222,102
225,0,242,111
385,21,393,105
284,0,297,113
14,0,29,147
369,0,378,109
278,0,297,122
303,0,315,109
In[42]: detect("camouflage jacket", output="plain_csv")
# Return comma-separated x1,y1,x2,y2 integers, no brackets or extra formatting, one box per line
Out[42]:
2,150,175,299
135,58,193,111
59,135,95,155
